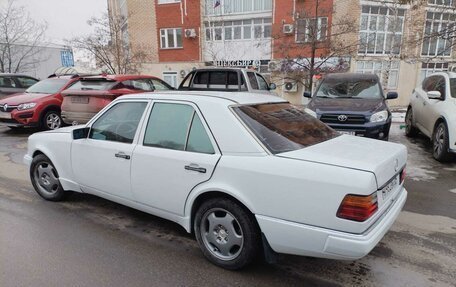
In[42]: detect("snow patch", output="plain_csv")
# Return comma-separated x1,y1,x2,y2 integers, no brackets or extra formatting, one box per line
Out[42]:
449,188,456,194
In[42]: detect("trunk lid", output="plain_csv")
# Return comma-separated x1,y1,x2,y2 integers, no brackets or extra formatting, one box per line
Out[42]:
278,135,407,189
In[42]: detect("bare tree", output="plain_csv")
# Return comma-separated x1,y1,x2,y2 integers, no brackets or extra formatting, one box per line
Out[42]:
71,12,146,74
0,0,47,73
273,0,358,92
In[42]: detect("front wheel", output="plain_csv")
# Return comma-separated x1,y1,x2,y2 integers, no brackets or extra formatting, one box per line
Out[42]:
30,154,66,201
433,122,451,162
194,198,261,270
42,110,63,130
405,108,418,137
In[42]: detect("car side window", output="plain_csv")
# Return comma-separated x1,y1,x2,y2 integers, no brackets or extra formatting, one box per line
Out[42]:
434,77,446,99
143,102,215,154
256,74,269,90
16,77,38,88
247,72,259,89
0,77,17,88
124,79,154,91
89,102,148,144
423,76,437,92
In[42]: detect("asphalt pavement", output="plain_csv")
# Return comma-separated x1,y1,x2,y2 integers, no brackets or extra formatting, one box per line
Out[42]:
0,124,455,287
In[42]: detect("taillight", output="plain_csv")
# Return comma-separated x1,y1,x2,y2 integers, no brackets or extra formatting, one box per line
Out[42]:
400,168,406,183
337,193,378,222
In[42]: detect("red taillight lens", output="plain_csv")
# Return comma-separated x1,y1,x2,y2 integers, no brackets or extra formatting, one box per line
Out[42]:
400,168,406,183
337,193,378,222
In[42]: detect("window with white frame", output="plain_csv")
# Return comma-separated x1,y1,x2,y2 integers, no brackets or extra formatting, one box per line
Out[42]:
205,0,272,16
160,28,183,49
356,60,400,89
205,18,272,41
420,62,449,81
163,72,178,88
427,0,454,6
296,17,328,43
158,0,181,4
358,6,405,55
421,12,455,57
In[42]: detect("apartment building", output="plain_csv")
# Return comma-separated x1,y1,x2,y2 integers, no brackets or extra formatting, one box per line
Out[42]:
108,0,456,106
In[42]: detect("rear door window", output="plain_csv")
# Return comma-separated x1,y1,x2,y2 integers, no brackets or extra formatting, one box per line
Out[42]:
0,77,17,88
151,79,171,90
16,77,38,88
143,102,215,154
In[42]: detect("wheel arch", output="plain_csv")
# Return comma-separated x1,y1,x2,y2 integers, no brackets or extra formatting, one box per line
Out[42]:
432,116,448,139
39,104,61,121
187,189,257,234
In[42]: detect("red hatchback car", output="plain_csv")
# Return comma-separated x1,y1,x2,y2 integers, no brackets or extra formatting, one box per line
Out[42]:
0,75,79,130
61,74,172,125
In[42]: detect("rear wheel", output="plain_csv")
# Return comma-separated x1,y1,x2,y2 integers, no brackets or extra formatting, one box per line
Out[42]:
194,198,261,270
42,110,63,130
433,122,451,162
405,108,418,137
30,154,66,201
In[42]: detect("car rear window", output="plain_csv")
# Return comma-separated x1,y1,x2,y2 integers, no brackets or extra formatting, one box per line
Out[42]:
68,79,117,91
234,103,338,154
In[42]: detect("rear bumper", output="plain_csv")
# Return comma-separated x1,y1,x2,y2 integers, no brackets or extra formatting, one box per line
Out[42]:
257,188,407,260
61,111,96,125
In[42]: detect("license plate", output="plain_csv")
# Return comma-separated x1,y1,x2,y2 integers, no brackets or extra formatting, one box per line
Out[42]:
71,96,89,104
338,131,355,135
0,111,11,119
381,175,399,200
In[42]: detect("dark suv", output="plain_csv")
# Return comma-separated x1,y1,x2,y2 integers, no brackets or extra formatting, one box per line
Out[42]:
305,73,398,141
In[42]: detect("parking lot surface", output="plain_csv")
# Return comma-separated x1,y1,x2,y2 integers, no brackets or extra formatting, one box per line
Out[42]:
0,123,455,287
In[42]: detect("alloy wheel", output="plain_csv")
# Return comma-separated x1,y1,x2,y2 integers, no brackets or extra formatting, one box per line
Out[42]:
433,125,445,157
46,113,61,130
200,208,244,261
33,162,60,196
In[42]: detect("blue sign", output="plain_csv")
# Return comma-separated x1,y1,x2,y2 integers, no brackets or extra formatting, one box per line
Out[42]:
61,50,74,67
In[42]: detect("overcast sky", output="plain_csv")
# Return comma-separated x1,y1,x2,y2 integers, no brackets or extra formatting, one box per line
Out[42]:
14,0,107,45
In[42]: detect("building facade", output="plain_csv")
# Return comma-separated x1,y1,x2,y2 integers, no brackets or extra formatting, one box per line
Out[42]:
108,0,456,107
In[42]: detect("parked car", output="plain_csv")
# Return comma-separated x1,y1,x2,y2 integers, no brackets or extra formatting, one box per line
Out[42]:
305,73,398,141
178,68,276,94
0,75,79,130
61,75,172,125
25,91,407,270
405,72,456,162
0,73,39,97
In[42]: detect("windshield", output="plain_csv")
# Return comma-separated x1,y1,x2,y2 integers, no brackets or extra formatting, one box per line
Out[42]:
26,79,69,94
234,103,338,154
316,78,382,99
67,79,117,91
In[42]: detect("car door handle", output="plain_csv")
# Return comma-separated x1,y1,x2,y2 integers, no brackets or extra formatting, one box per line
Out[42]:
115,152,130,160
185,165,206,173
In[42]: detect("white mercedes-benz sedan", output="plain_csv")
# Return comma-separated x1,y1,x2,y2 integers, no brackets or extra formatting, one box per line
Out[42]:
24,91,407,270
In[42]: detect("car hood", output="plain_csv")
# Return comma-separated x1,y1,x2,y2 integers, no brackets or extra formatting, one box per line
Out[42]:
278,135,407,188
0,93,52,105
308,98,385,114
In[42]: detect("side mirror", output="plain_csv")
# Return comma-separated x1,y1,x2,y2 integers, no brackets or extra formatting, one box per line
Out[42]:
427,91,442,100
73,127,90,140
386,92,398,100
269,83,277,90
303,91,312,98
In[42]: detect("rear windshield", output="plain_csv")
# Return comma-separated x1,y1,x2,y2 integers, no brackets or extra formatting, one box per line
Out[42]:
26,79,69,94
316,77,382,99
68,79,117,91
234,103,338,154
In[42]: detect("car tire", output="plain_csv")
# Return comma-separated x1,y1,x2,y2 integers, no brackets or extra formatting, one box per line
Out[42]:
405,108,418,137
432,122,451,162
194,198,261,270
41,110,63,130
30,154,66,201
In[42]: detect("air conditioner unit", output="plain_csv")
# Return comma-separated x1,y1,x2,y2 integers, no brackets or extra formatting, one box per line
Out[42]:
268,61,282,72
283,81,298,92
283,24,294,34
184,28,197,38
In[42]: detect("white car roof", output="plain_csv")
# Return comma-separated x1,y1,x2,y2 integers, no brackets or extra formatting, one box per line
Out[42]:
116,90,287,105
